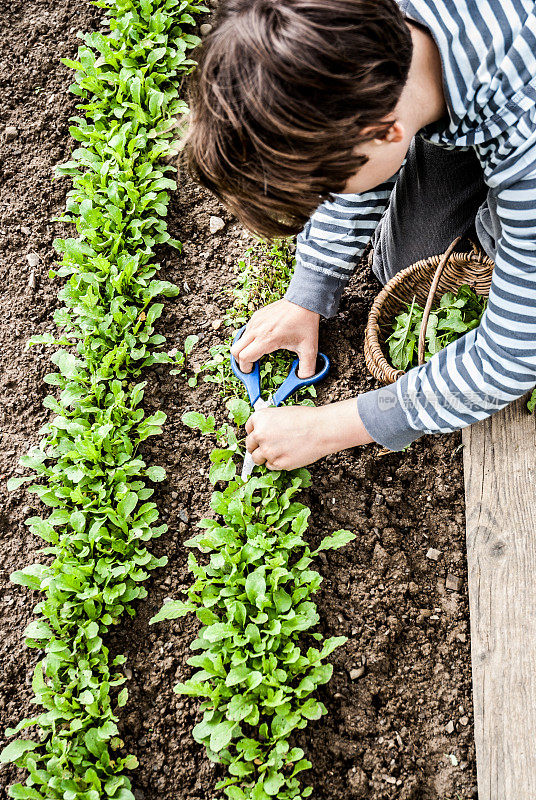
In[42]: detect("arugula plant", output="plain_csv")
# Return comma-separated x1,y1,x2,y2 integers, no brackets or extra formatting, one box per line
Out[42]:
387,284,488,371
151,411,355,800
190,239,316,406
1,0,207,798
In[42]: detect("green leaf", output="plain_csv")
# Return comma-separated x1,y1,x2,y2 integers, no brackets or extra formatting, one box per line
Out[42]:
182,411,216,433
184,335,199,356
130,76,142,104
52,350,78,377
146,465,166,482
209,458,236,485
245,568,266,608
225,665,250,687
118,492,137,519
70,510,86,533
10,564,44,591
84,728,106,759
226,397,251,426
150,601,195,624
225,788,247,800
117,688,128,707
209,720,235,753
263,772,286,796
300,698,324,720
226,694,253,722
386,295,420,370
0,739,39,764
123,754,138,770
7,476,32,491
314,529,356,553
320,636,347,659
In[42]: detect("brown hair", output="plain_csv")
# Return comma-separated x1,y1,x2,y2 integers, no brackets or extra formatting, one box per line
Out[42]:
183,0,412,239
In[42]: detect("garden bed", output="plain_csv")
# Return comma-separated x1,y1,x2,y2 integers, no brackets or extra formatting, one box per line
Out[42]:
0,1,477,798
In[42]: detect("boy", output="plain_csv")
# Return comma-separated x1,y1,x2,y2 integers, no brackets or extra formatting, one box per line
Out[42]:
185,0,536,471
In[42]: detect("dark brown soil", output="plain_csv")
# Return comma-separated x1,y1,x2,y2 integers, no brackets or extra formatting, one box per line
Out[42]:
0,2,477,799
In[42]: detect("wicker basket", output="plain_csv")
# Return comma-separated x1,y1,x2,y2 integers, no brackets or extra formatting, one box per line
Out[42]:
364,239,494,385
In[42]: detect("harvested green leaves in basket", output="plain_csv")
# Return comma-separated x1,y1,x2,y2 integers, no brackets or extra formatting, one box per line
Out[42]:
387,284,488,371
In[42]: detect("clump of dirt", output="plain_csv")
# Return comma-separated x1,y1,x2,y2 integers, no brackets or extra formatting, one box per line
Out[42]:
0,2,477,799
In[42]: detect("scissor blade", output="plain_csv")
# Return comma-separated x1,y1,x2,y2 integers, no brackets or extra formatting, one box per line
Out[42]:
253,397,272,411
241,451,255,481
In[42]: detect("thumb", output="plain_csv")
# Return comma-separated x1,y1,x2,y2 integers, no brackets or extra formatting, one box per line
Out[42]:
297,347,317,379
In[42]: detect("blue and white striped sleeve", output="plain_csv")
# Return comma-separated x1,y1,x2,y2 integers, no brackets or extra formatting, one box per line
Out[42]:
284,178,397,318
357,171,536,451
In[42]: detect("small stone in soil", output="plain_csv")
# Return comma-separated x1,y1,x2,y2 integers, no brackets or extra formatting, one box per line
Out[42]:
349,666,365,680
459,715,469,726
26,252,40,267
446,573,462,592
21,226,31,235
200,23,213,35
382,775,396,785
209,215,225,234
5,125,18,140
178,509,189,523
445,720,455,734
426,547,442,561
28,271,36,289
211,318,222,330
456,632,467,643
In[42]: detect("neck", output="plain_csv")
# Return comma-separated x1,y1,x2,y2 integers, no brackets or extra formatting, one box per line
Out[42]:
397,20,447,133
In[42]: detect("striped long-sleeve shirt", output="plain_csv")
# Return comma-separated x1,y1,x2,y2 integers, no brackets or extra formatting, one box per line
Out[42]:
284,0,536,451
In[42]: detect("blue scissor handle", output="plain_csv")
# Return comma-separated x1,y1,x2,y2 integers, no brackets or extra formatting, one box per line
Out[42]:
272,353,330,406
230,325,262,406
230,324,330,408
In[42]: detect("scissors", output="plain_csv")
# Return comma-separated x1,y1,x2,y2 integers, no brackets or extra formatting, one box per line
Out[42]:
230,325,330,480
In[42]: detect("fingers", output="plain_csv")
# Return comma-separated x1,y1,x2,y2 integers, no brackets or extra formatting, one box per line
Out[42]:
239,359,254,375
246,435,266,467
237,339,276,373
230,326,255,358
246,414,269,468
296,346,318,379
245,427,257,451
231,320,274,374
250,447,266,466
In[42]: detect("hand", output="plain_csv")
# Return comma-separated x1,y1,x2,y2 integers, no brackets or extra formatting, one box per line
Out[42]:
245,399,374,471
230,299,320,378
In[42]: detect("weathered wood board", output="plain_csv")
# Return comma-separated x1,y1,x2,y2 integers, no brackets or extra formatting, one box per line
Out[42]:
463,395,536,799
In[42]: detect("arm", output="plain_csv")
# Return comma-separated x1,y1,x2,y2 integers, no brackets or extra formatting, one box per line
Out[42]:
358,175,536,451
246,173,536,469
284,179,397,318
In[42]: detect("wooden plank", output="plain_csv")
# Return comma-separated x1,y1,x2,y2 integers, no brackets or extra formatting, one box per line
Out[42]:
463,395,536,799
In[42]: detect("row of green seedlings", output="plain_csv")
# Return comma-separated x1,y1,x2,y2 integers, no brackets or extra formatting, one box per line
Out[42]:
0,1,207,798
150,242,357,800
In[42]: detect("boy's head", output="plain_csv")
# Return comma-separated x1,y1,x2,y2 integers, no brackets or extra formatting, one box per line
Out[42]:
184,0,412,238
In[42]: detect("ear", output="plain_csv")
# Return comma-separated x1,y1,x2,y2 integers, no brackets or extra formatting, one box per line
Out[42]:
379,120,405,144
361,120,405,145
